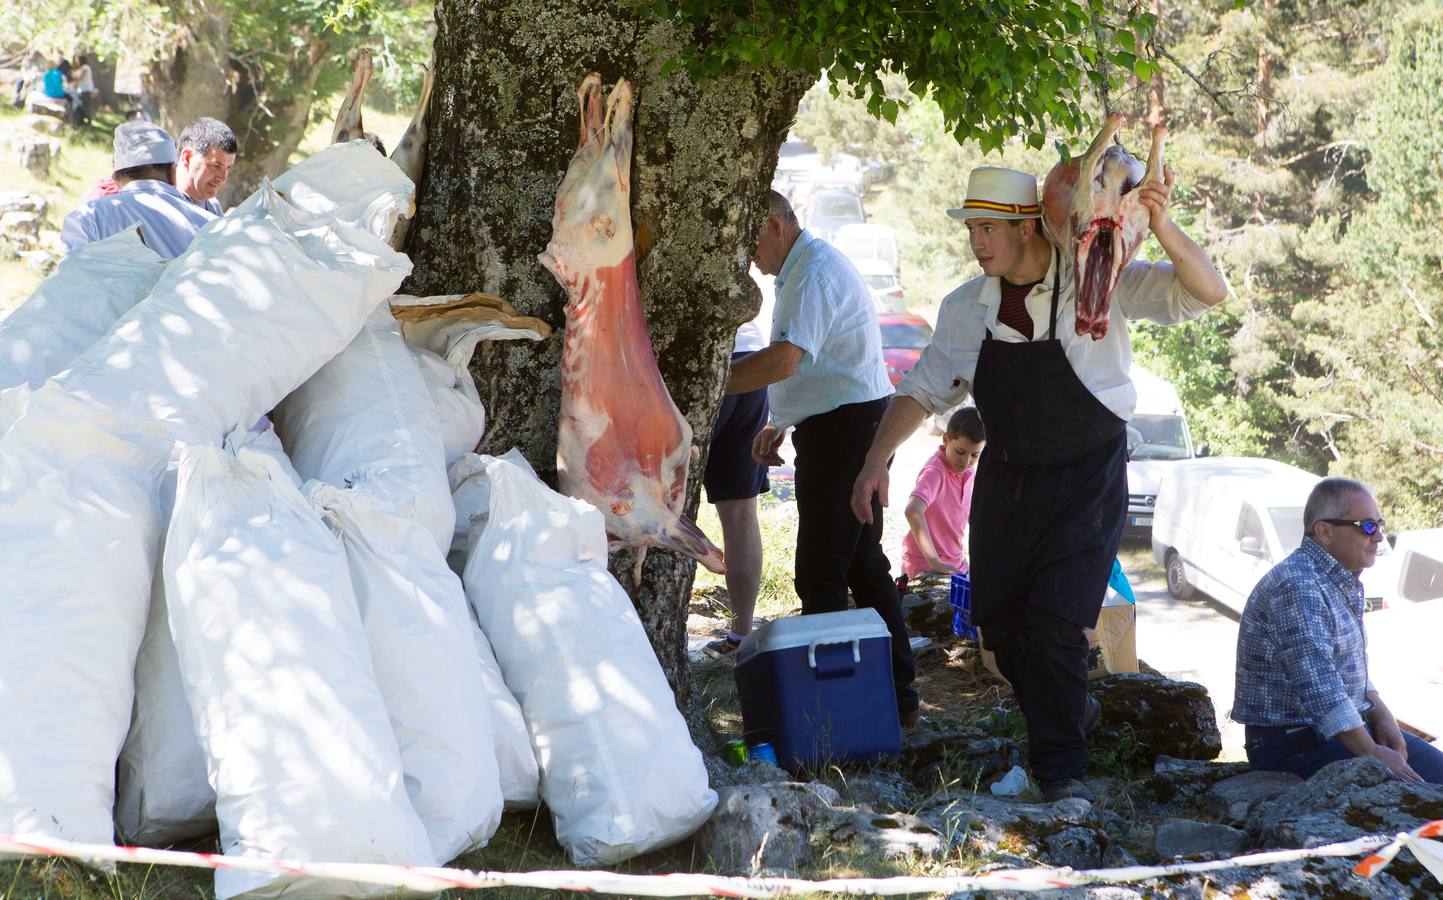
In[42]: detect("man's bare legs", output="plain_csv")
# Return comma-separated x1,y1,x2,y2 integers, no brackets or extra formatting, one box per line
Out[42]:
715,497,763,640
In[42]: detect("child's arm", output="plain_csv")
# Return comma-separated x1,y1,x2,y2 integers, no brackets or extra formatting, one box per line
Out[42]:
904,497,959,575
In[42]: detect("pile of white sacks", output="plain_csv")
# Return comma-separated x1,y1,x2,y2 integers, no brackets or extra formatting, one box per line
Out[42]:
0,141,717,898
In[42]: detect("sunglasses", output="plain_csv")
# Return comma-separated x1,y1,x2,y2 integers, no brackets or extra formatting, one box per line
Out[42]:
1321,517,1386,536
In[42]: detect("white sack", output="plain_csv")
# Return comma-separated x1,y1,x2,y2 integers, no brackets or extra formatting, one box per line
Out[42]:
413,345,486,468
272,304,453,556
448,454,540,809
166,437,433,899
307,481,503,862
457,452,717,865
51,186,410,454
0,226,166,390
0,187,410,846
233,140,414,243
116,423,298,845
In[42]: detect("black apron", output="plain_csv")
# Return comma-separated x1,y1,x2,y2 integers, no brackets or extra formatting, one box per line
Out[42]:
968,251,1129,627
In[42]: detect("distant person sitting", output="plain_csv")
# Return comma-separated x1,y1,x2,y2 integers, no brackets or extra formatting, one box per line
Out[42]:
1233,477,1443,784
13,51,44,108
900,406,985,580
40,59,74,120
60,121,218,259
176,117,238,214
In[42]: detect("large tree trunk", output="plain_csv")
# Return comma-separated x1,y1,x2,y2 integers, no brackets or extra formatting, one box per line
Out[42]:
141,14,329,206
407,0,810,704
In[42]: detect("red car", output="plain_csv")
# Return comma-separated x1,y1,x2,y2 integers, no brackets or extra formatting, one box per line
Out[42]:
878,312,934,386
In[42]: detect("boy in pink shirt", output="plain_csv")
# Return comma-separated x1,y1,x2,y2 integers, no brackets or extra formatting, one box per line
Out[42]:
902,407,985,578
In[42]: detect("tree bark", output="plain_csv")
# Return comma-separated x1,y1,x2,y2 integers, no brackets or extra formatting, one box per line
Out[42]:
408,0,810,704
141,11,231,136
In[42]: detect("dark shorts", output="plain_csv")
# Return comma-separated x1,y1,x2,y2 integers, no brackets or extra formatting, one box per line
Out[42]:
704,352,770,503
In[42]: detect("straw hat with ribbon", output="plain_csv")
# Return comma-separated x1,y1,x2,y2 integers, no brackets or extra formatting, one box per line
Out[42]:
946,167,1041,221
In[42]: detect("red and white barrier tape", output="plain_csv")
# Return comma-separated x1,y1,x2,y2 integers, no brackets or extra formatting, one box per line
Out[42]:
2,820,1440,896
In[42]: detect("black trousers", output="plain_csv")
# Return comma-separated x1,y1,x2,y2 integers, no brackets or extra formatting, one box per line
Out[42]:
985,603,1091,781
792,398,917,712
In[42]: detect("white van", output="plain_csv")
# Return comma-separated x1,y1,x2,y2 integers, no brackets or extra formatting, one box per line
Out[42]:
1389,529,1443,606
1124,366,1200,538
1151,457,1397,613
836,224,900,276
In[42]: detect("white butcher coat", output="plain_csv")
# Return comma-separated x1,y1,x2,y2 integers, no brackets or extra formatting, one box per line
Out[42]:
897,254,1213,422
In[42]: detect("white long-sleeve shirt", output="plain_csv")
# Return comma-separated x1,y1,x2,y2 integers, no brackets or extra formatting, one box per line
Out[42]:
61,180,217,260
896,255,1213,422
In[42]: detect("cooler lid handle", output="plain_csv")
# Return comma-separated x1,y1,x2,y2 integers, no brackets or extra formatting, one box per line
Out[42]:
807,637,862,668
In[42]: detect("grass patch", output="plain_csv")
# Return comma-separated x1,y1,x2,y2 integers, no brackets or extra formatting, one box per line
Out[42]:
0,103,122,314
692,493,802,623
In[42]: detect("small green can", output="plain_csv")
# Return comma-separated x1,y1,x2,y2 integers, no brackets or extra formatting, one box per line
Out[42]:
724,739,749,766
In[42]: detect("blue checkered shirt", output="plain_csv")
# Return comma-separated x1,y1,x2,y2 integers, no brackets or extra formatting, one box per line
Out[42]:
1233,538,1373,737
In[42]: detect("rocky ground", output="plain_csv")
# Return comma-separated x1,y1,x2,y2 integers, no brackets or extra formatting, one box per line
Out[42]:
685,577,1443,897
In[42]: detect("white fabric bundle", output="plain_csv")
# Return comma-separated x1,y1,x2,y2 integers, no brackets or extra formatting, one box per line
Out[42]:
232,140,415,243
413,345,486,468
0,187,410,846
449,453,540,809
116,424,298,845
0,225,166,391
272,304,454,555
307,481,503,862
457,452,717,865
166,437,433,899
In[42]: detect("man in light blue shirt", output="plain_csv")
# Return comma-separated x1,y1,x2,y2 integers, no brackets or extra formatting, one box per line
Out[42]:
61,122,218,260
726,190,918,725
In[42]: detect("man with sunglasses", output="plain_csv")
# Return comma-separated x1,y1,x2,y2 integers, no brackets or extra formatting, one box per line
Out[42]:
1234,477,1443,784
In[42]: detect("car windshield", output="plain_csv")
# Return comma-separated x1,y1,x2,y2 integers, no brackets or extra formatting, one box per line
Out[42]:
880,321,933,350
813,196,862,221
863,273,897,289
1130,413,1193,461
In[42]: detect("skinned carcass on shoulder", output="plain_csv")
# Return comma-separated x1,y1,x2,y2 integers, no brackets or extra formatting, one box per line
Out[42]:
539,73,725,576
1042,113,1167,340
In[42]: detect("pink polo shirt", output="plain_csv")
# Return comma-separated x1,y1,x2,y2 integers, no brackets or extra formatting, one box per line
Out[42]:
901,446,975,578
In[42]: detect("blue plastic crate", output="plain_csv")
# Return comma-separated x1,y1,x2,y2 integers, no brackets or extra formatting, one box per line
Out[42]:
948,571,978,641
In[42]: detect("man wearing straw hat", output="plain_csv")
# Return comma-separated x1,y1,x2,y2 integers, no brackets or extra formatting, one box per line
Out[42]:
61,121,219,259
850,165,1228,802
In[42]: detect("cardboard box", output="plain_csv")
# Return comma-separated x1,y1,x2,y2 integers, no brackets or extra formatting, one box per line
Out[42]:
978,592,1138,683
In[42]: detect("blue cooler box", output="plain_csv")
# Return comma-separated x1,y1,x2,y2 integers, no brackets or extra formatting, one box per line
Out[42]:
733,608,901,772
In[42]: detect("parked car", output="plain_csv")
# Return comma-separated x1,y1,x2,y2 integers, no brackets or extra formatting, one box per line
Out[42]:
855,258,905,312
1354,601,1443,741
1387,528,1443,605
1151,457,1398,613
877,312,933,387
836,223,901,276
1124,366,1204,539
802,189,865,242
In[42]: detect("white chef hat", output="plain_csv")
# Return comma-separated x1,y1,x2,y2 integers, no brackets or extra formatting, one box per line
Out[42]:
113,121,178,169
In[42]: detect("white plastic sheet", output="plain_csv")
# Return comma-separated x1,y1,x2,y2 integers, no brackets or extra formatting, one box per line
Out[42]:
413,345,486,468
0,225,166,391
166,437,433,899
307,481,503,862
232,140,414,243
115,424,299,846
0,186,410,847
273,305,454,555
457,452,717,865
448,453,540,810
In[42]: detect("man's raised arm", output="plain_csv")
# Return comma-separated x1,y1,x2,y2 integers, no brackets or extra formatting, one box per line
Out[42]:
849,394,930,524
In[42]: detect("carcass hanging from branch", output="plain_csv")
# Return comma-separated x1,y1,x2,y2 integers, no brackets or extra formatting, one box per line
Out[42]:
540,73,726,578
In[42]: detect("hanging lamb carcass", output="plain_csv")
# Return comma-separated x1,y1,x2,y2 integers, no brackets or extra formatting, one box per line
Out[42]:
540,73,725,576
1042,113,1167,340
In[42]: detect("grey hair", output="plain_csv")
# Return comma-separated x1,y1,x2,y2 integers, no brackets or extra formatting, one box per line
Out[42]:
178,117,238,155
1303,477,1371,540
766,189,799,228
